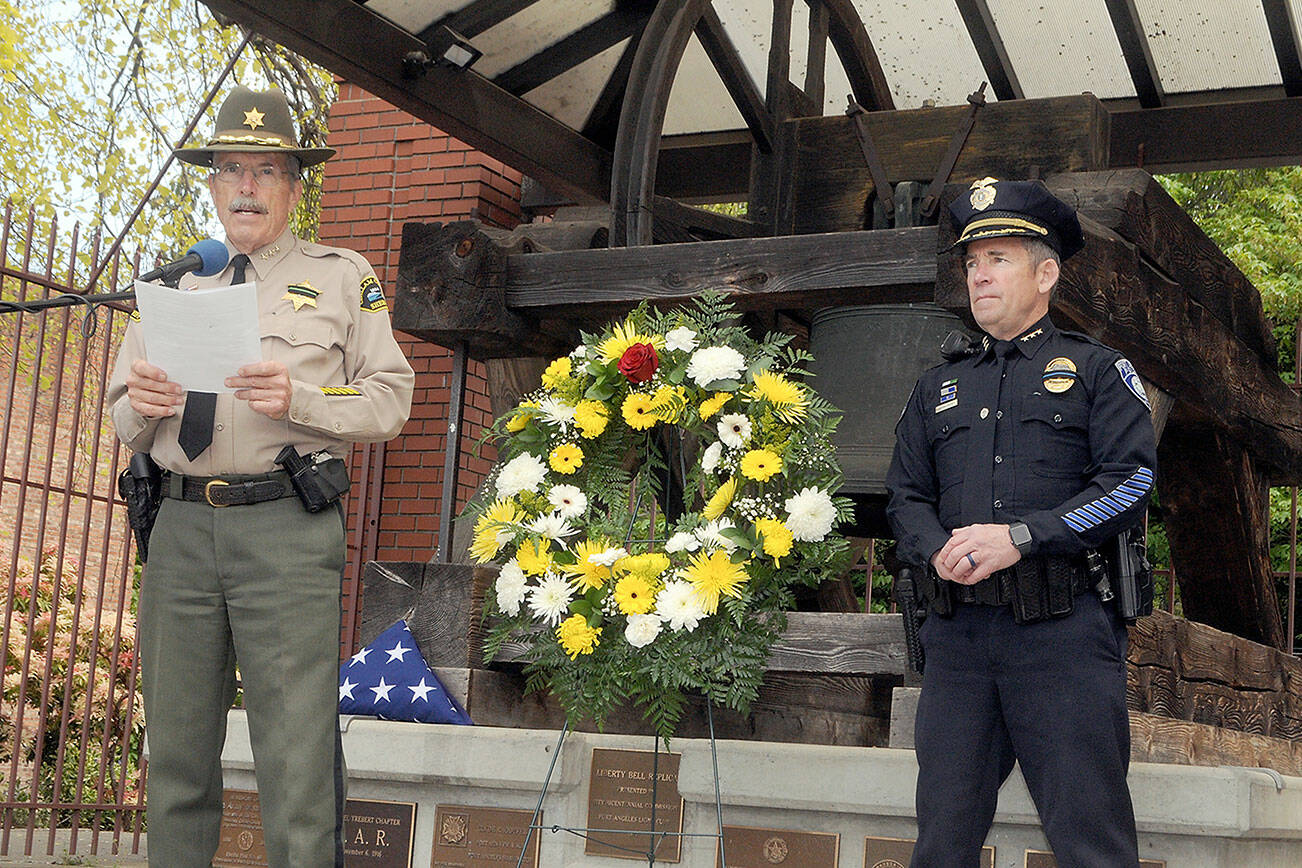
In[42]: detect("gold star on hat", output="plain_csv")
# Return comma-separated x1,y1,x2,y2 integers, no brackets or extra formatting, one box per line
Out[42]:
242,107,265,130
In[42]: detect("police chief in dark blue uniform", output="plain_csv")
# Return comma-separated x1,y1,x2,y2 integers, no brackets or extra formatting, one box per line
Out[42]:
886,178,1156,867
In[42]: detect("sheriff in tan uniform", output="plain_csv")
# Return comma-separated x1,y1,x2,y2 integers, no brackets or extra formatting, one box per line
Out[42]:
107,86,413,868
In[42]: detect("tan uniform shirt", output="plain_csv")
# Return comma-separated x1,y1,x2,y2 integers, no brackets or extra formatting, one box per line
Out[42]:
109,227,415,475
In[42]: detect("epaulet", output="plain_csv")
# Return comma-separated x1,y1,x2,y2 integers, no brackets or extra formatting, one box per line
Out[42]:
1058,328,1110,350
299,240,370,270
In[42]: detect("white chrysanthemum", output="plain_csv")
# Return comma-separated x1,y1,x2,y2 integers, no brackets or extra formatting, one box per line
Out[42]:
784,486,837,542
665,531,701,554
528,513,577,541
538,395,576,429
495,560,528,615
624,613,663,648
686,345,746,387
528,573,573,626
716,413,752,449
694,518,738,553
496,453,547,498
569,344,589,361
588,546,628,567
701,441,723,473
548,484,588,519
656,580,706,632
664,326,698,353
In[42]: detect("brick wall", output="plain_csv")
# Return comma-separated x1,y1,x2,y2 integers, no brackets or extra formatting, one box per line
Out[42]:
320,82,523,651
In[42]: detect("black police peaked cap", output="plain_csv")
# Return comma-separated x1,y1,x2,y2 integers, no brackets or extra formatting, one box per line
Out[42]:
948,178,1084,260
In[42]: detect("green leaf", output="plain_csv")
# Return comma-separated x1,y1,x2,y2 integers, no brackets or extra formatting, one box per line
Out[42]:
569,599,592,617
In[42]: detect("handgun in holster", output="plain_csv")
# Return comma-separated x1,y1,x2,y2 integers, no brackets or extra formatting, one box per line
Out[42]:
892,562,928,675
117,452,163,562
274,445,351,513
1107,524,1153,622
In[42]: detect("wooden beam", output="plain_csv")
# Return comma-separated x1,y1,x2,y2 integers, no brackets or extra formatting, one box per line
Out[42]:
804,0,830,108
953,0,1023,101
1109,97,1302,172
1261,0,1302,97
657,131,753,200
420,0,542,40
1103,0,1165,108
695,3,775,153
202,0,611,204
492,4,648,96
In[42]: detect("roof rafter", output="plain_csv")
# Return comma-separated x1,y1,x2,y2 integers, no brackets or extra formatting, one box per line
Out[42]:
1103,0,1165,108
952,0,1023,101
419,0,541,41
1261,0,1302,96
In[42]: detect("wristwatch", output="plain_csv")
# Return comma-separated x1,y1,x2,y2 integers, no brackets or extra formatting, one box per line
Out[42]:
1008,521,1032,555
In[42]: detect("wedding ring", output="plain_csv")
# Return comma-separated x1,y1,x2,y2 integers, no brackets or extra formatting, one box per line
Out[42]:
966,553,977,569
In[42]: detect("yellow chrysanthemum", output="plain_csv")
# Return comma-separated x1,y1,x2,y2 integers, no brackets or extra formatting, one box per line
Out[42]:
613,575,656,615
505,401,538,432
748,371,808,422
740,448,783,483
548,442,583,474
702,476,738,521
470,499,524,563
598,321,663,363
574,400,610,438
650,385,688,423
755,517,794,566
566,538,616,590
556,614,602,660
699,391,730,419
622,393,658,430
516,538,554,577
540,357,572,390
618,552,671,582
682,549,748,615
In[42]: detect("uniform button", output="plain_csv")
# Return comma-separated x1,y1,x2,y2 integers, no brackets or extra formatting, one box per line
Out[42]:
215,423,224,432
996,410,1003,419
1054,413,1062,423
980,407,990,419
289,332,297,341
994,455,1002,463
334,422,343,431
994,500,1003,509
303,415,311,424
942,425,949,433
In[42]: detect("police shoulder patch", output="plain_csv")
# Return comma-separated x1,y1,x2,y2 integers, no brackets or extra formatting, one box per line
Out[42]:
359,275,388,313
1114,358,1150,410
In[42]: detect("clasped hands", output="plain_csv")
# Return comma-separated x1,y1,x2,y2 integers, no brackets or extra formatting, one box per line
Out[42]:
125,358,292,420
932,523,1022,585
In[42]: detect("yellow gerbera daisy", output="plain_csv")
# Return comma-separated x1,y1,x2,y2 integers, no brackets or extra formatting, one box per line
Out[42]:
516,538,554,576
566,538,616,590
622,393,658,430
548,442,583,474
740,448,783,482
598,321,663,363
755,517,794,566
470,499,523,563
748,371,808,422
574,400,610,438
556,614,602,660
699,391,730,419
540,356,572,390
682,549,748,615
613,575,656,615
702,476,738,521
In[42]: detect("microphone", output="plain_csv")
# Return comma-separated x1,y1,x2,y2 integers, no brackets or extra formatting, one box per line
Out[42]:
137,239,229,286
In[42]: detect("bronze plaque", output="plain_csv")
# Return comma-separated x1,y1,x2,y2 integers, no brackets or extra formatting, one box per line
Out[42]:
586,747,684,862
1025,852,1163,868
864,836,994,868
344,798,416,867
430,804,540,868
717,824,838,867
215,789,268,867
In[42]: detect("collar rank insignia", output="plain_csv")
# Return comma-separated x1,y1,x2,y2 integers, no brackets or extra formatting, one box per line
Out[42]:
935,378,958,413
1115,358,1151,410
283,282,319,311
1020,328,1043,342
1043,357,1078,393
360,275,388,313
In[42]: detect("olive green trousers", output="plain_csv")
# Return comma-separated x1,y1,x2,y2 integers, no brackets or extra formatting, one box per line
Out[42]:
139,495,345,867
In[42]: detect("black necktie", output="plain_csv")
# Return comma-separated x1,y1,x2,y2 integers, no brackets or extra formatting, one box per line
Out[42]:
177,254,250,460
959,340,1017,523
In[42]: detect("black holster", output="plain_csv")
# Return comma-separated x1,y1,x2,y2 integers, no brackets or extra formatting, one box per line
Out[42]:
1107,525,1153,622
117,452,162,562
274,446,350,512
893,563,928,674
1007,556,1087,624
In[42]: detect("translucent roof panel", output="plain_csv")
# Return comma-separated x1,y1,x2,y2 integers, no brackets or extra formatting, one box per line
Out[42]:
986,0,1137,99
1135,0,1281,92
472,1,618,81
663,33,748,136
366,0,470,34
852,1,992,109
524,37,628,131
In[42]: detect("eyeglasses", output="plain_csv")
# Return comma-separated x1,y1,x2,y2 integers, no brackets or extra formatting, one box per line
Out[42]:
210,162,294,187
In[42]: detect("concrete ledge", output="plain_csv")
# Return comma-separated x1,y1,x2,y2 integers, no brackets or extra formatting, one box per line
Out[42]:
220,710,1302,867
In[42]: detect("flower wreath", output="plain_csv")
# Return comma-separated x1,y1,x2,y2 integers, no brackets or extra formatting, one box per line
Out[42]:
467,292,852,738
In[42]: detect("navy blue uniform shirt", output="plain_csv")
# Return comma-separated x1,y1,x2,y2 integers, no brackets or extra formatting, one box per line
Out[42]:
886,314,1157,566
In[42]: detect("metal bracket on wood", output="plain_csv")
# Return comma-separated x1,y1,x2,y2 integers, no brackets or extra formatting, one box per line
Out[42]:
919,81,989,218
845,95,896,221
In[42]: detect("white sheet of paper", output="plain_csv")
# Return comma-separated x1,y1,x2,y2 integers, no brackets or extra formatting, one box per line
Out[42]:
134,280,262,393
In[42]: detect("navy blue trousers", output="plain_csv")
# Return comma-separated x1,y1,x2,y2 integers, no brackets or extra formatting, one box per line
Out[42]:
910,594,1139,868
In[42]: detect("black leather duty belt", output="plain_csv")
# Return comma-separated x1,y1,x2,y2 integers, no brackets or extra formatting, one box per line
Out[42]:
955,557,1091,605
163,470,295,508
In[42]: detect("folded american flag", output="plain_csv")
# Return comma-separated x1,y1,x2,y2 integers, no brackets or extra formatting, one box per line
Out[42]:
339,620,472,725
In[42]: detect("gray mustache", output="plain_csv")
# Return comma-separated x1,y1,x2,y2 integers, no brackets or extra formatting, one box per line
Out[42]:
230,196,267,213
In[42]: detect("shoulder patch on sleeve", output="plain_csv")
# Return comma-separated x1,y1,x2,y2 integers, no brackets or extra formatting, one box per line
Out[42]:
359,275,388,313
321,386,363,397
1114,358,1151,410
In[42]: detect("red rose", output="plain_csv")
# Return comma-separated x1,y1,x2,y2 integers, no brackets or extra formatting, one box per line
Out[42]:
618,342,659,383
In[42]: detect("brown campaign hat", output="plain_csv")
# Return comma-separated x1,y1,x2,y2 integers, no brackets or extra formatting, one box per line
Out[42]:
173,85,335,169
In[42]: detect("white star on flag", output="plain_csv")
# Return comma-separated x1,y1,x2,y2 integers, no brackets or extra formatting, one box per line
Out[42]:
409,677,435,702
370,677,395,703
347,647,370,667
339,677,358,701
386,641,412,663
